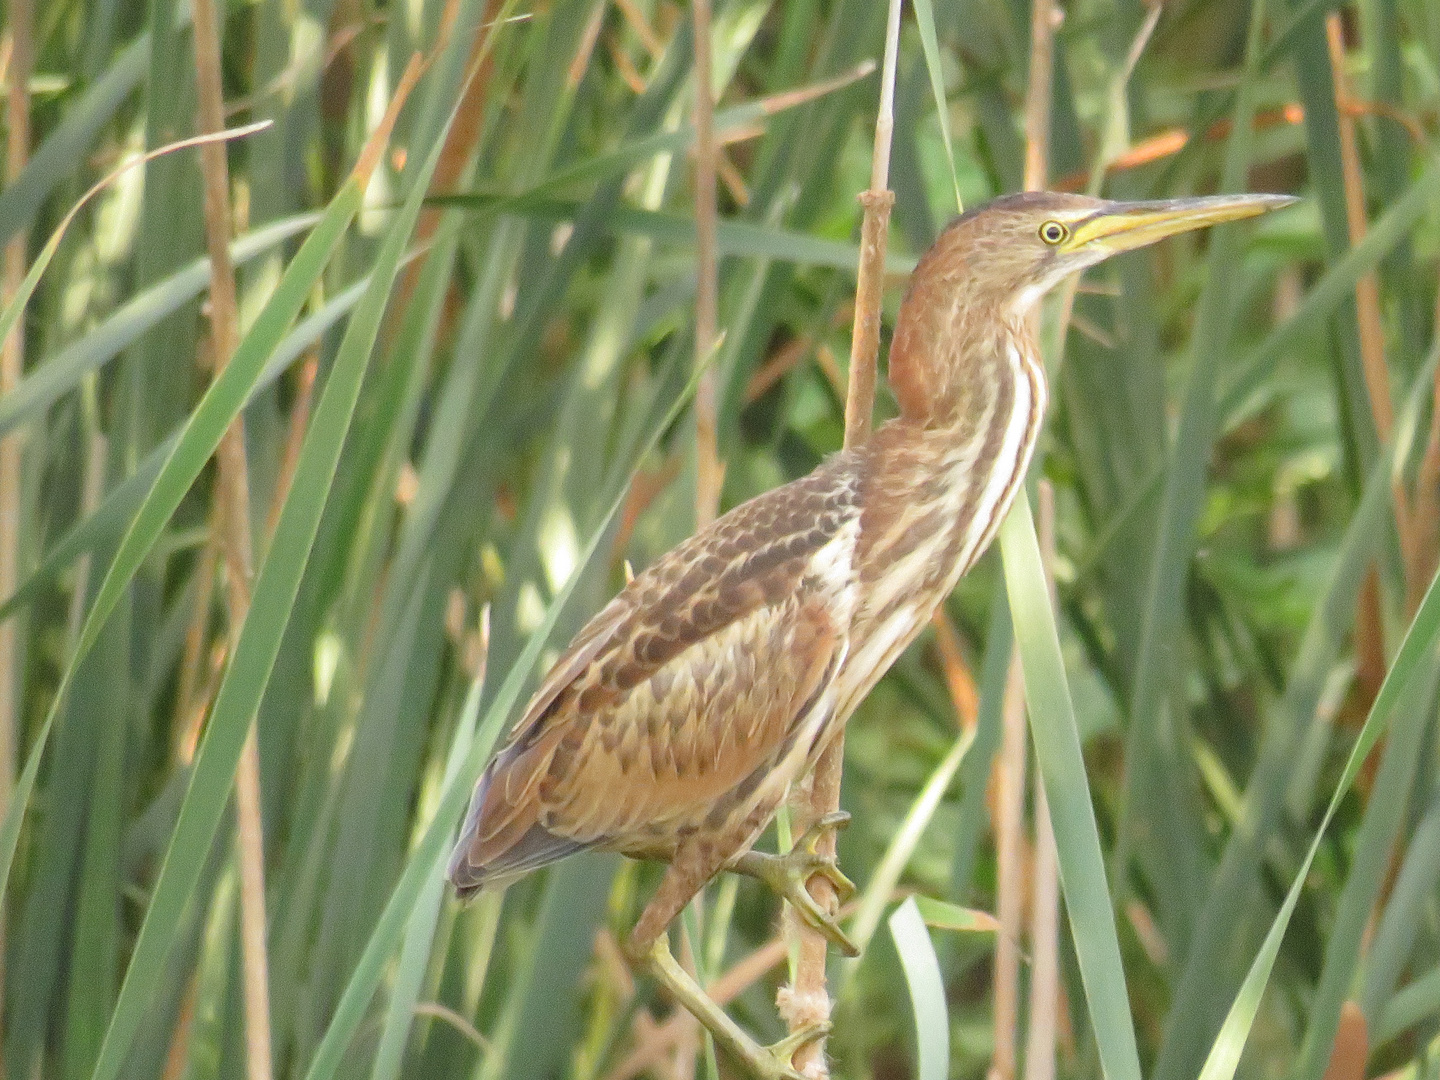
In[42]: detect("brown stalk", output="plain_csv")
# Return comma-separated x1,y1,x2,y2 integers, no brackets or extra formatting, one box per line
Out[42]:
931,609,980,733
1326,17,1396,448
396,0,500,322
1321,1002,1370,1080
1052,103,1307,193
189,0,272,1076
0,0,33,1009
691,0,723,529
1023,481,1062,1080
745,336,815,403
781,3,901,1076
606,35,649,96
569,0,608,89
178,28,424,1080
1324,16,1417,723
615,0,665,59
161,976,200,1080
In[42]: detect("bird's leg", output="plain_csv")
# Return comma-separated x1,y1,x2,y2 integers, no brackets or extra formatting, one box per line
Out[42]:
727,811,859,957
626,857,829,1080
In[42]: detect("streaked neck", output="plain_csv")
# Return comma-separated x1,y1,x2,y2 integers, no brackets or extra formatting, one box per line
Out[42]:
858,331,1046,588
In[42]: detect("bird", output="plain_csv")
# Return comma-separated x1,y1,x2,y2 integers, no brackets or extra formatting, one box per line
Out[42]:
448,189,1295,1079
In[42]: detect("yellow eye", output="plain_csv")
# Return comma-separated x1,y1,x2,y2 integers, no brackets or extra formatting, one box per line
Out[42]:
1039,220,1068,245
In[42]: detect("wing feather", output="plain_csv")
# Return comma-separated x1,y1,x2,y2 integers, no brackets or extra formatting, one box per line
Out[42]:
448,462,860,893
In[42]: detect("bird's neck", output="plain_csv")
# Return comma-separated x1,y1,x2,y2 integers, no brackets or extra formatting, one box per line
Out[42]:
853,326,1047,600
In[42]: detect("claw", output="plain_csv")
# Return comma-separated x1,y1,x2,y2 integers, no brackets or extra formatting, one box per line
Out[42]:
728,813,860,957
640,935,823,1080
768,1019,832,1063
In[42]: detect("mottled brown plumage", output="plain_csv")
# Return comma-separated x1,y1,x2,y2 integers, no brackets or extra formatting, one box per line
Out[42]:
448,189,1294,1080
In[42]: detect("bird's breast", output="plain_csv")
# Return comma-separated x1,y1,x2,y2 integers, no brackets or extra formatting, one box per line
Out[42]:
832,337,1045,719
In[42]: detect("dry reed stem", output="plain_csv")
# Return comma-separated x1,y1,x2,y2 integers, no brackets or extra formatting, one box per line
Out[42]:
0,0,33,1015
1322,1002,1370,1080
1325,17,1396,448
692,0,723,528
397,0,501,323
1325,20,1426,598
570,0,608,90
615,0,665,59
176,28,422,1080
932,609,980,733
780,3,901,1076
1324,16,1419,721
189,0,272,1075
160,975,199,1080
607,35,649,95
1024,481,1061,1080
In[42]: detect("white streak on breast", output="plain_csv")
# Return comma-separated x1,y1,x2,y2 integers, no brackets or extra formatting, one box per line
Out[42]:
805,515,861,628
953,341,1034,572
860,530,949,619
840,604,923,709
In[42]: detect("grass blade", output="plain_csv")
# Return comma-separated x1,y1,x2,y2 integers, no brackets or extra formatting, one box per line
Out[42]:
1000,495,1142,1080
890,896,950,1080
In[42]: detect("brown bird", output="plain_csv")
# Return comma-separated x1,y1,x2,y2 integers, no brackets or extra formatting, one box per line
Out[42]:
448,189,1294,1079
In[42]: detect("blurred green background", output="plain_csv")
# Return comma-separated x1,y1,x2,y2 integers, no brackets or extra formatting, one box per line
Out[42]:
0,0,1438,1078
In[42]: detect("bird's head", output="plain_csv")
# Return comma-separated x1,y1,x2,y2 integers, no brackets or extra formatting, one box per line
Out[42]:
887,189,1297,421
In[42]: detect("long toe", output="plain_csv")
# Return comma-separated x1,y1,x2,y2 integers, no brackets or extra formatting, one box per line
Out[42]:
813,859,856,902
768,1019,832,1062
795,894,860,957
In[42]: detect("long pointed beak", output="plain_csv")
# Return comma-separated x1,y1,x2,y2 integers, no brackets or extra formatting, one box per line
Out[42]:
1063,192,1297,255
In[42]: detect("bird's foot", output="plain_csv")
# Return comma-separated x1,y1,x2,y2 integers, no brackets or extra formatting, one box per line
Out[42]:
729,811,859,957
637,935,827,1080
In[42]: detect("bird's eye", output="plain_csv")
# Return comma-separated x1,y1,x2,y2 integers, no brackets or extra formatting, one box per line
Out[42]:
1039,220,1068,245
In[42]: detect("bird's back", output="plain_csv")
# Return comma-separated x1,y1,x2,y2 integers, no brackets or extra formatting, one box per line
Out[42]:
448,453,866,894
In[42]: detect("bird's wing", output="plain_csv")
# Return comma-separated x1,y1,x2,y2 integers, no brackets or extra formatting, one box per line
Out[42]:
449,463,859,890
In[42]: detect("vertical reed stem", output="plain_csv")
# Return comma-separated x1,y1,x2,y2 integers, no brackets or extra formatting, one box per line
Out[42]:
189,0,274,1076
783,4,901,1077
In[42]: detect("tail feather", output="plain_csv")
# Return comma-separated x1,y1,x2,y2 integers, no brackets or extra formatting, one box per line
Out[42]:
447,765,597,898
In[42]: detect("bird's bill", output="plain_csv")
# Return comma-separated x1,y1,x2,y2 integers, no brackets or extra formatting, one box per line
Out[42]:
1064,192,1298,255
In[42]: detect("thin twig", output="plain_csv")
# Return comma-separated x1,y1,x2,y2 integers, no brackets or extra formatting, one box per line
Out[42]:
1022,0,1058,197
783,4,902,1077
189,0,273,1076
692,0,722,528
0,0,33,1011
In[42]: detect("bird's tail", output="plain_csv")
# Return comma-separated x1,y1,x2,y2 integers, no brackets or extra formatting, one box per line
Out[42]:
446,767,594,898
